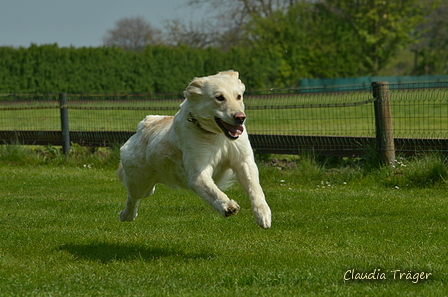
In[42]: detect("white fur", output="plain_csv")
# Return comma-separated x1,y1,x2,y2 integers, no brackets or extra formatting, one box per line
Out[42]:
118,70,271,229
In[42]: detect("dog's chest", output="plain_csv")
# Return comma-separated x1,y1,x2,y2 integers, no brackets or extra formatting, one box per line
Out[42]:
207,140,239,169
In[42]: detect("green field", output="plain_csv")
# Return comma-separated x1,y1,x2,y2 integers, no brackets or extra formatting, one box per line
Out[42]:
0,146,447,296
1,89,447,138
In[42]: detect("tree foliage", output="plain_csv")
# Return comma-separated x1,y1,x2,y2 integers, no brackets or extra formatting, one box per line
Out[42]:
412,0,448,74
246,2,366,85
0,42,297,93
183,0,440,77
0,1,445,94
320,0,433,75
183,0,300,49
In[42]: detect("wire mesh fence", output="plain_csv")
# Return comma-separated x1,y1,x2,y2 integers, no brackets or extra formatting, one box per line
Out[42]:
1,82,447,157
244,91,377,137
389,88,448,139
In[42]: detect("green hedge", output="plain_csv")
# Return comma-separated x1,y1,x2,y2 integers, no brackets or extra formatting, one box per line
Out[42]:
0,44,285,94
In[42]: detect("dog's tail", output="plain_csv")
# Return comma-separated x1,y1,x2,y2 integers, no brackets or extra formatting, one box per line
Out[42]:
117,162,125,184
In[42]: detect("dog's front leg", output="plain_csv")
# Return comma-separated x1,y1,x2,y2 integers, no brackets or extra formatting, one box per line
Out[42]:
188,167,240,217
235,161,271,229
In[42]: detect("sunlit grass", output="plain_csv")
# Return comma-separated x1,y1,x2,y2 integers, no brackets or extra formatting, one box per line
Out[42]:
0,149,447,296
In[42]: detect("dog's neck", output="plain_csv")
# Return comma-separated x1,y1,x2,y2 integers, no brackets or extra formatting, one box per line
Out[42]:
187,113,215,135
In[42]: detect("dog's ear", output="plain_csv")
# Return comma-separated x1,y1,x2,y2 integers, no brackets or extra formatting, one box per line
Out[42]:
218,70,245,93
184,77,205,99
240,80,246,93
218,70,239,79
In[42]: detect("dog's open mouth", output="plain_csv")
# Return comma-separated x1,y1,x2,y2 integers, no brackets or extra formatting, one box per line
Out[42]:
215,117,244,139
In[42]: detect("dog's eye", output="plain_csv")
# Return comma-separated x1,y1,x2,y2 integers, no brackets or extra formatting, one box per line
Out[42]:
215,95,225,101
237,95,242,100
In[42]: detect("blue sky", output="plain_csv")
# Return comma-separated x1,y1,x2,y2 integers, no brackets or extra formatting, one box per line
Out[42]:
0,0,201,48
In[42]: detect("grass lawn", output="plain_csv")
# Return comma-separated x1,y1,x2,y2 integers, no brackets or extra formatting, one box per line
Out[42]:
0,151,447,296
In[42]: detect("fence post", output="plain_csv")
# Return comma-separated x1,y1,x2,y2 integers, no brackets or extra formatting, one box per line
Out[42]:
59,93,70,155
372,82,395,166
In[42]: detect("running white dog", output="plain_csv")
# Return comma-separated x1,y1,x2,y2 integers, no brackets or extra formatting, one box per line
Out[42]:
118,70,271,229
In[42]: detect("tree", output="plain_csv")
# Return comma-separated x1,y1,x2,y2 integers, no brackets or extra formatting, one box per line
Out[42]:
163,19,218,48
180,0,301,49
412,0,447,74
103,16,161,51
321,0,437,75
245,1,366,85
187,0,299,18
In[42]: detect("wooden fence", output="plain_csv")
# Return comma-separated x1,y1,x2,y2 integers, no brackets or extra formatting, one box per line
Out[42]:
1,82,447,161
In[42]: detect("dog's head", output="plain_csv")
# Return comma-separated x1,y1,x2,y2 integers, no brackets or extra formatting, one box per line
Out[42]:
183,70,246,140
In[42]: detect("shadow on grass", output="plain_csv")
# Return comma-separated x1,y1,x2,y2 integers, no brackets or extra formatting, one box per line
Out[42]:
59,242,214,263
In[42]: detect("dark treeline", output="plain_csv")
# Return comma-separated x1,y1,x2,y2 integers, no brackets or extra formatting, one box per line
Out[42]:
0,1,446,94
2,43,344,93
0,44,289,93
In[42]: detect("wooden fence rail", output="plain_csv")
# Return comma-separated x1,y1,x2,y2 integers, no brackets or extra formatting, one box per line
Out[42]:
1,82,447,159
1,130,447,158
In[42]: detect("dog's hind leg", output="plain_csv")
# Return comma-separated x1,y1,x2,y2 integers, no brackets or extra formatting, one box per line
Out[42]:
119,193,140,222
119,174,156,222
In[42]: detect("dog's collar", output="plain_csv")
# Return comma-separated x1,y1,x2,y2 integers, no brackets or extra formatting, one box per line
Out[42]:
187,113,215,134
187,113,200,126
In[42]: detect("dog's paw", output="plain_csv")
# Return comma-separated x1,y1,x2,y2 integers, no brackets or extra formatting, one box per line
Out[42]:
119,209,138,222
254,204,271,229
224,200,240,217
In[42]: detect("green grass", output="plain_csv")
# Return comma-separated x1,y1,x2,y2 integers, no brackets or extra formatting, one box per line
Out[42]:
0,147,447,296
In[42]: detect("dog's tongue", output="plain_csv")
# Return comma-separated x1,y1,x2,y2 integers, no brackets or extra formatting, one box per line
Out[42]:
223,122,244,137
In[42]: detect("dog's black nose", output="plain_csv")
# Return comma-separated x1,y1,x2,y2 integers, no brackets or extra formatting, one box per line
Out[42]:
234,112,246,124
